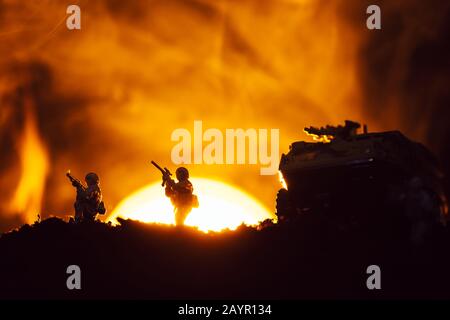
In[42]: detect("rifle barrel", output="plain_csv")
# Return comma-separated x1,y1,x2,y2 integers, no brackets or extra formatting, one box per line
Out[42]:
151,161,165,173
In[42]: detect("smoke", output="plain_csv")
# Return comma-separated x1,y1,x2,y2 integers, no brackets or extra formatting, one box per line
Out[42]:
343,1,450,142
348,0,450,191
0,0,449,231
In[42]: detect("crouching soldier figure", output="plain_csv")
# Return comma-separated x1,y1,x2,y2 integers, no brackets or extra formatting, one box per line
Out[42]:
66,171,106,222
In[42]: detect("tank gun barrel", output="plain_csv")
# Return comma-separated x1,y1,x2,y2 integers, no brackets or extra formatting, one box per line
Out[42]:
304,120,361,140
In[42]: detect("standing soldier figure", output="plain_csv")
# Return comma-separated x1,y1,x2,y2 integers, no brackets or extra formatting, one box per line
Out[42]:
66,171,106,222
151,162,199,226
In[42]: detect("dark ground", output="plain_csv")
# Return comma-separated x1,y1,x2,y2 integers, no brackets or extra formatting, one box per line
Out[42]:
1,207,450,300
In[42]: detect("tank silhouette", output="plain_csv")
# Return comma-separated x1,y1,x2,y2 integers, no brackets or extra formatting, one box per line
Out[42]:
276,120,448,230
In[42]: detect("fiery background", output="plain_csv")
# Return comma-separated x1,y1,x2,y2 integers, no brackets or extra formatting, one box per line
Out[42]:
0,0,449,232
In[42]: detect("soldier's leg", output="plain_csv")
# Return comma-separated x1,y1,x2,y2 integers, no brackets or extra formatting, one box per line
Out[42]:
81,203,98,222
83,210,97,222
178,207,192,225
74,201,83,222
174,208,183,226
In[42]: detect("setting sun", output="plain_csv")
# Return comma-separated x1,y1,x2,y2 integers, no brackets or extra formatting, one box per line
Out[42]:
108,178,275,232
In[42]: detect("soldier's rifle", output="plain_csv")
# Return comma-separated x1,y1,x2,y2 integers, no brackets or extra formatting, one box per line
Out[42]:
66,170,86,192
151,161,173,187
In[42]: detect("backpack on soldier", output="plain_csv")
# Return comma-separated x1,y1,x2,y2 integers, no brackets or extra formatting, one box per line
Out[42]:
191,194,199,208
97,201,107,215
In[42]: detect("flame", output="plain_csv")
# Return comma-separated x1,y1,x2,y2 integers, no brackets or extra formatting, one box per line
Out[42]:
303,129,334,143
0,0,383,224
0,1,446,232
8,99,49,223
278,171,288,190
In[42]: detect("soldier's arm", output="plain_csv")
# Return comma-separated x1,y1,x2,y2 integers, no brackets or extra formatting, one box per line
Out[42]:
85,186,100,202
165,185,175,197
174,181,193,194
165,177,175,188
86,190,99,201
67,174,85,190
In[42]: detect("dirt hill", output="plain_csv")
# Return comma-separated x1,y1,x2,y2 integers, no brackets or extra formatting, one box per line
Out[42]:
1,213,449,299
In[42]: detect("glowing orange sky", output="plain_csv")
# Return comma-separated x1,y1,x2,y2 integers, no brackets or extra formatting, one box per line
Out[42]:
0,0,425,226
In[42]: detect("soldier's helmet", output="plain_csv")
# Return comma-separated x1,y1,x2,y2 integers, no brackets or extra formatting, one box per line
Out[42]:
85,172,100,186
176,167,189,181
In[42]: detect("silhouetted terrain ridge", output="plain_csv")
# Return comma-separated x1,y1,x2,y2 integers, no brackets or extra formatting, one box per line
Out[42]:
1,213,449,299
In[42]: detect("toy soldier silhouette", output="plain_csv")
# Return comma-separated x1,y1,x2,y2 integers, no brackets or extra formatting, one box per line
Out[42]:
66,171,106,222
151,161,199,226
